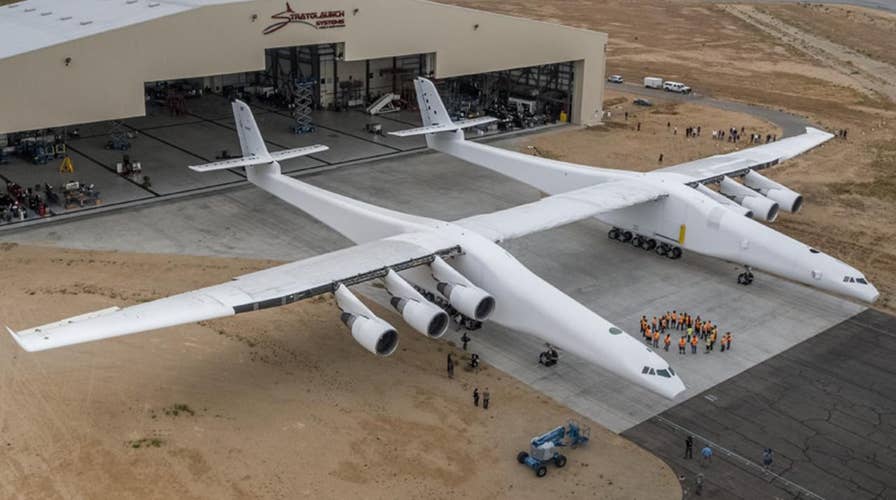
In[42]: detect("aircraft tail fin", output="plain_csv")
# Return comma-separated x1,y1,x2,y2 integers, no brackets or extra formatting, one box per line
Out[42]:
188,100,327,172
387,78,496,140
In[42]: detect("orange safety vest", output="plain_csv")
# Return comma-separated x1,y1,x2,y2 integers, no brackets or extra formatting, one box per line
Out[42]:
664,335,671,345
653,331,660,341
679,337,686,347
690,336,698,346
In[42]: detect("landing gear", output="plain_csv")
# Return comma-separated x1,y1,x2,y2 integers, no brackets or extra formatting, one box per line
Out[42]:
538,344,559,367
737,266,754,285
609,228,681,259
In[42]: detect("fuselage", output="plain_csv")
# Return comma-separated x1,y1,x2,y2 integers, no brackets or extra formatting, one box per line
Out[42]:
600,173,879,303
391,225,686,399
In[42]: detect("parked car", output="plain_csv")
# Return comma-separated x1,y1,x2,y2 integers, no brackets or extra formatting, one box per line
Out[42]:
643,76,663,89
607,74,624,84
633,98,652,107
662,81,692,94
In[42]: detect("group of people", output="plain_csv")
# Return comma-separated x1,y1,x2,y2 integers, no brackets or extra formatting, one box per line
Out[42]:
708,126,777,144
639,311,733,355
472,387,491,409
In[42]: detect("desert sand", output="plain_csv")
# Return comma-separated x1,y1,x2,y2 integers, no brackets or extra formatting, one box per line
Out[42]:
441,0,896,313
0,243,680,499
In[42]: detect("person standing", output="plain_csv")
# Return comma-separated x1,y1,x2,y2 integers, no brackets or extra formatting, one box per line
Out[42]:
473,387,480,407
447,353,454,379
461,333,470,351
762,448,774,470
701,445,713,466
664,333,671,352
695,473,704,496
679,336,686,355
653,330,660,348
685,435,694,459
691,335,698,354
726,332,733,351
483,388,490,410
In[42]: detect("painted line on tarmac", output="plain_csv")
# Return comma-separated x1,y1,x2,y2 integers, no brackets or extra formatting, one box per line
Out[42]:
652,415,826,500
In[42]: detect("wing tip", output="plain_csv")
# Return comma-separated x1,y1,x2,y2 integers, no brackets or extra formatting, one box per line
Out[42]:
4,325,35,352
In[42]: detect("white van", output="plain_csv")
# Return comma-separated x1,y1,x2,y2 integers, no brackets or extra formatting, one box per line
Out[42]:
644,76,663,89
662,81,692,94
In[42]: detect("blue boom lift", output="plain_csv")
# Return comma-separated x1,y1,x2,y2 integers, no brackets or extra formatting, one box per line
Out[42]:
517,420,591,477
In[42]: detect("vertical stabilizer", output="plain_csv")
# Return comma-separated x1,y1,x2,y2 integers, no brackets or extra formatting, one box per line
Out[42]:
232,100,271,159
414,78,452,128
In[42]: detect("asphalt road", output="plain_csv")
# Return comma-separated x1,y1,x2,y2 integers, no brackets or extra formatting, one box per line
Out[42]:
623,308,896,500
612,82,813,138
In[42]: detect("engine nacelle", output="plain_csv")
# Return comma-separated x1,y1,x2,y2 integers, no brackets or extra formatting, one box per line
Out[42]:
430,257,496,321
719,176,779,222
695,184,753,218
743,170,803,213
334,284,398,356
384,270,449,338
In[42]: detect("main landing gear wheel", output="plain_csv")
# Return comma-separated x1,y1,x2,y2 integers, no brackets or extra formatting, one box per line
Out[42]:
667,247,683,260
631,235,644,248
641,238,657,251
608,228,621,240
656,243,670,256
621,231,633,242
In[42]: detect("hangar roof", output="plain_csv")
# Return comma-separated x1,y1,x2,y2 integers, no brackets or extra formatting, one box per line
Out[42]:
0,0,246,59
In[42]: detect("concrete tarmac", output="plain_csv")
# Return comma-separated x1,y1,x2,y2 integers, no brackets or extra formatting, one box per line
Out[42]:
0,142,864,432
624,308,896,500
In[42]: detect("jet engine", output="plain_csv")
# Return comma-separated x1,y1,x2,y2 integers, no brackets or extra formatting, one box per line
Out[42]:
695,184,753,218
334,284,398,356
384,270,450,338
430,257,496,321
743,171,803,213
719,176,779,222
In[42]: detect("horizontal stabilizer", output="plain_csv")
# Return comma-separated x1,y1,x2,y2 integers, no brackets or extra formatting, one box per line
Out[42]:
188,145,328,172
389,116,496,137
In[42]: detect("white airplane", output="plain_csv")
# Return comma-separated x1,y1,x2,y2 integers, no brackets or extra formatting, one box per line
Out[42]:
393,78,879,304
5,99,687,398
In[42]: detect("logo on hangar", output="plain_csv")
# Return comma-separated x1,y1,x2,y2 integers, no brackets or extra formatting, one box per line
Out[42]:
263,2,346,34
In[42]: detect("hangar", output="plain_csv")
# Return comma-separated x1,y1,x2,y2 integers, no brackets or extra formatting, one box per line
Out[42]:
0,0,608,134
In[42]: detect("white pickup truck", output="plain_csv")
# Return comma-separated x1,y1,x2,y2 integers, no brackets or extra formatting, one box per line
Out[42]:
662,81,692,94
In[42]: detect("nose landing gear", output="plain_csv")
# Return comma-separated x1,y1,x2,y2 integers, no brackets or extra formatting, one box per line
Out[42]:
609,227,681,259
737,266,754,285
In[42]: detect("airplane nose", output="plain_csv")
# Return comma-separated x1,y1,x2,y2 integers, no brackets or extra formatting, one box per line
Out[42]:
867,285,880,303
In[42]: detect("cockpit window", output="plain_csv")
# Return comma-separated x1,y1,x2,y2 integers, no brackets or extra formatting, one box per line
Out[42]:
656,369,671,378
668,367,675,376
844,276,869,285
642,366,650,374
649,368,656,375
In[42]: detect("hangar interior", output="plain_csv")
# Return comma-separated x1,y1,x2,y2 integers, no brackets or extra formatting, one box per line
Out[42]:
0,0,599,227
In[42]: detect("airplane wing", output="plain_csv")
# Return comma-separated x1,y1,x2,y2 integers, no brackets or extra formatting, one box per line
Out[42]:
6,238,459,352
456,180,667,242
656,127,834,184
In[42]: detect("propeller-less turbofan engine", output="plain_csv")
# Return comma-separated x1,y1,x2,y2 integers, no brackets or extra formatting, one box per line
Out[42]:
695,184,753,218
334,284,399,356
742,171,803,213
719,176,779,222
384,269,450,338
430,256,496,321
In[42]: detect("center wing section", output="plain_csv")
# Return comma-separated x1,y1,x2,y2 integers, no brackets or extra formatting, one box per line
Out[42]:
456,180,667,242
656,127,834,184
7,238,460,352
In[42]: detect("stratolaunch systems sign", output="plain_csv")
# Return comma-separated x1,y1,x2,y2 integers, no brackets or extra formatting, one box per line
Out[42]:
263,3,346,34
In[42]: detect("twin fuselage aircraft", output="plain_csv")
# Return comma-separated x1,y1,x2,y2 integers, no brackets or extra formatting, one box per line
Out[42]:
5,78,877,400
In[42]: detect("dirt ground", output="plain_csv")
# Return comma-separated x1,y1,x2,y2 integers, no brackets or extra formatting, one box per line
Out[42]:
441,0,896,313
0,244,680,500
524,89,781,171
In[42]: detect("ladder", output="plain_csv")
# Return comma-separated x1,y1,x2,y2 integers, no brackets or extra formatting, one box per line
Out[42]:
291,78,316,134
